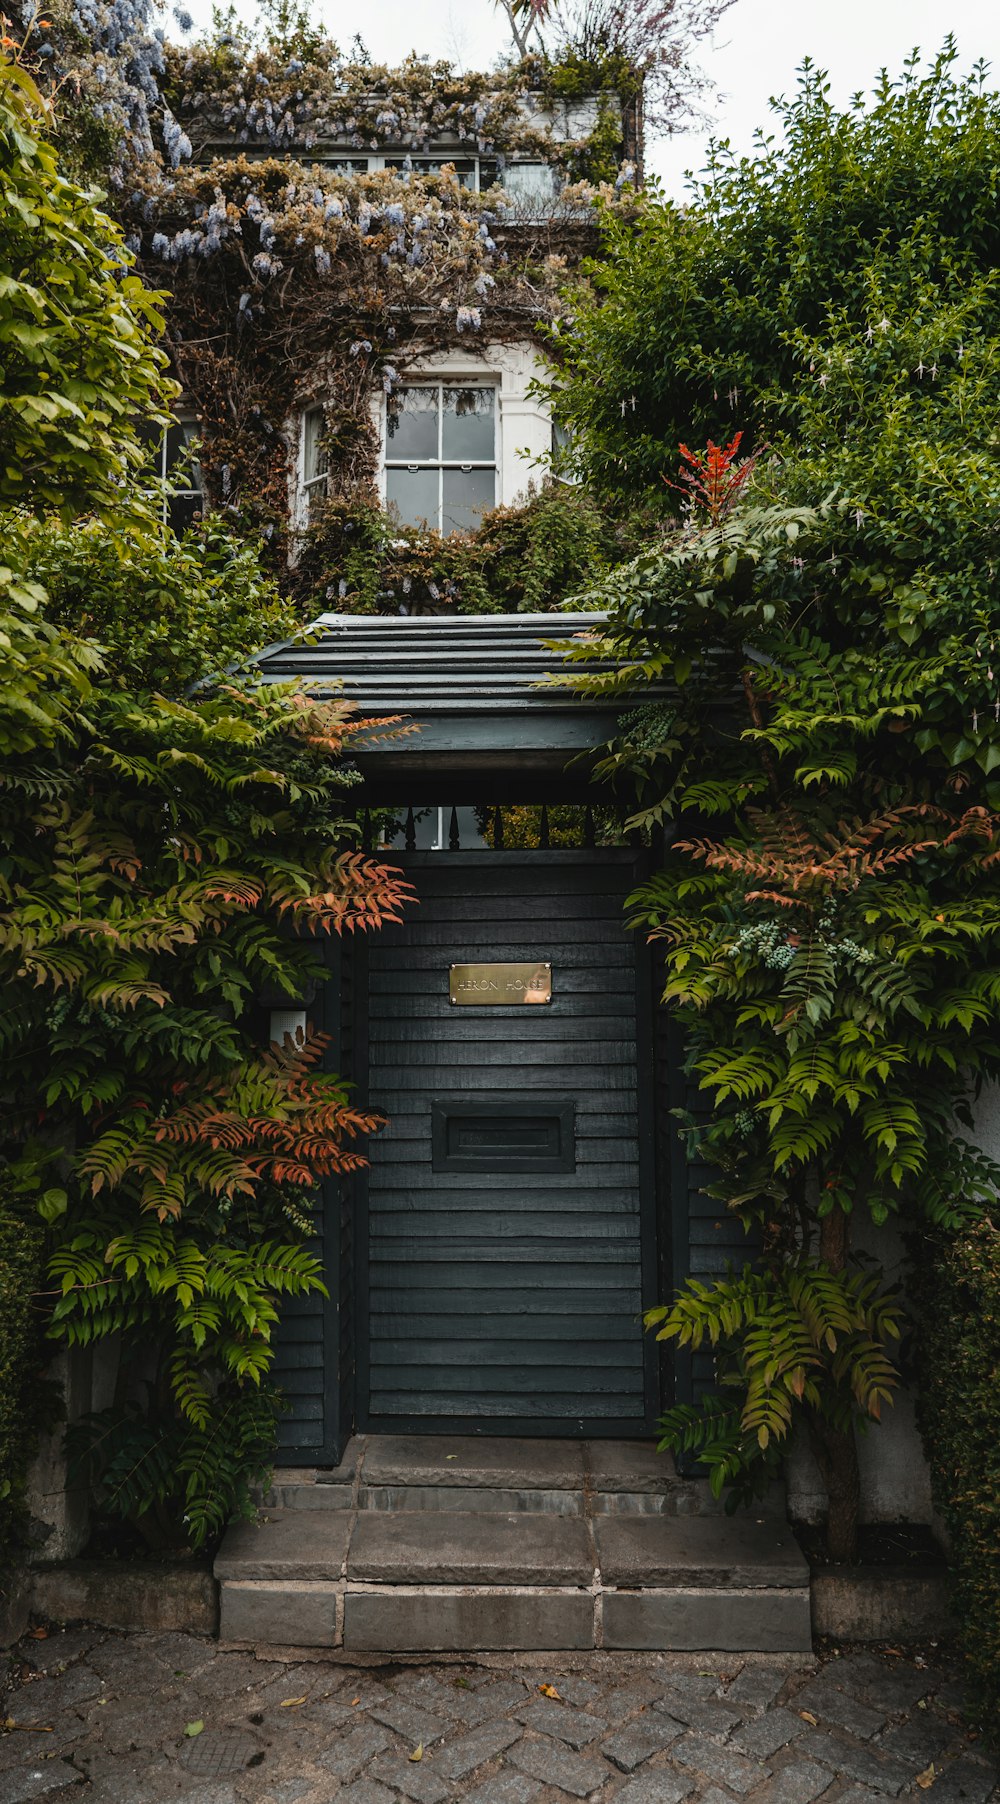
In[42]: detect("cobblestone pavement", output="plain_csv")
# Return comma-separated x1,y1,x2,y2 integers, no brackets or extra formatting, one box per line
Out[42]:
1,1628,997,1804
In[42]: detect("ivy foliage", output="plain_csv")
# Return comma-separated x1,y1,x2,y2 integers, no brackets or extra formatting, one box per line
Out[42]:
0,1171,45,1564
914,1216,1000,1727
53,2,645,592
554,47,1000,1557
0,46,412,1549
293,482,657,617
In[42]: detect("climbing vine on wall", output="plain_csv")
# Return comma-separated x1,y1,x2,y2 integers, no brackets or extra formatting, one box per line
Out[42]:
18,0,642,611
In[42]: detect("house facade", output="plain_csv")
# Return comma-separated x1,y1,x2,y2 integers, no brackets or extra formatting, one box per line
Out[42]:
54,29,945,1567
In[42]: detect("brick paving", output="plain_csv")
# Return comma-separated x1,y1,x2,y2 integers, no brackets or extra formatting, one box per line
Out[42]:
1,1628,997,1804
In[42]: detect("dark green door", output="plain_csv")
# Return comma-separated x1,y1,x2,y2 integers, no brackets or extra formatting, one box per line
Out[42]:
359,849,657,1433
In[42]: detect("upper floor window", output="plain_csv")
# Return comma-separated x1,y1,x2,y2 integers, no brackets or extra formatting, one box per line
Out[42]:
301,405,329,514
385,384,496,535
383,156,479,190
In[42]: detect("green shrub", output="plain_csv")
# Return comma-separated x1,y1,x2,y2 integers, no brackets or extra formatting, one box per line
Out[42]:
292,483,656,618
0,1180,45,1563
915,1217,1000,1724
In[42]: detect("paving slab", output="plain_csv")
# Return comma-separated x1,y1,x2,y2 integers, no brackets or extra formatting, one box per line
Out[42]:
462,1775,543,1804
611,1774,694,1804
876,1711,965,1766
924,1760,996,1804
594,1515,808,1587
650,1693,741,1737
915,1755,998,1804
347,1510,593,1585
368,1755,452,1803
795,1727,912,1795
551,1677,602,1707
361,1436,585,1490
367,1699,449,1747
515,1699,606,1748
336,1784,395,1804
752,1760,836,1802
790,1672,887,1739
215,1510,350,1580
728,1704,808,1759
672,1730,768,1794
721,1666,791,1713
506,1736,611,1797
825,1654,935,1713
597,1676,664,1721
600,1714,685,1771
434,1721,521,1778
317,1722,394,1781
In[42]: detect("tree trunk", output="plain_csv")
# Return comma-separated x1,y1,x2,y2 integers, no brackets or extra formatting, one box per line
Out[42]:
811,1206,862,1563
809,1415,861,1563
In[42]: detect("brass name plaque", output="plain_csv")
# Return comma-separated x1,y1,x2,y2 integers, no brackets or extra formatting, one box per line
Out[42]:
450,961,552,1006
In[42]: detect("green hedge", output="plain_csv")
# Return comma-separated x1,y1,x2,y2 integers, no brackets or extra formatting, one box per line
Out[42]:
915,1218,1000,1723
0,1191,44,1563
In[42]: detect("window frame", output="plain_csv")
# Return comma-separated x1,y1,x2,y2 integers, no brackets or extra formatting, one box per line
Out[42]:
300,404,330,516
145,410,203,532
383,380,498,536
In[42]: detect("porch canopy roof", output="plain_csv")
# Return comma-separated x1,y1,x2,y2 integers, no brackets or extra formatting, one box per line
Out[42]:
254,610,647,798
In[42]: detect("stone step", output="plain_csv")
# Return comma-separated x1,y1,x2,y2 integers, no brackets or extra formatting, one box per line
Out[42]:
261,1434,775,1519
215,1507,811,1654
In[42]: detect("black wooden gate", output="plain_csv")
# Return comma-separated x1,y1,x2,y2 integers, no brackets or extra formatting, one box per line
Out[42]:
357,849,658,1434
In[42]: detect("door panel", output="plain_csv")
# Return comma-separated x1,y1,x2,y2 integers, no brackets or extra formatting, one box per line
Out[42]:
359,852,656,1432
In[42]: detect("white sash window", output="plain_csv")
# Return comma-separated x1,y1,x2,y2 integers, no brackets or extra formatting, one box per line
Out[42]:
385,384,497,535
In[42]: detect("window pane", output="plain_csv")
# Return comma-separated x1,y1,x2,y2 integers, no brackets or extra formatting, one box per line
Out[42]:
385,158,477,189
167,491,202,535
442,387,495,462
551,418,581,484
387,465,439,529
503,162,557,204
442,466,494,534
165,416,202,493
303,407,327,486
386,387,438,461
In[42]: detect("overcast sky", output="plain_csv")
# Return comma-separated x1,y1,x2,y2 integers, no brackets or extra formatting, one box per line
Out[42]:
176,0,1000,196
